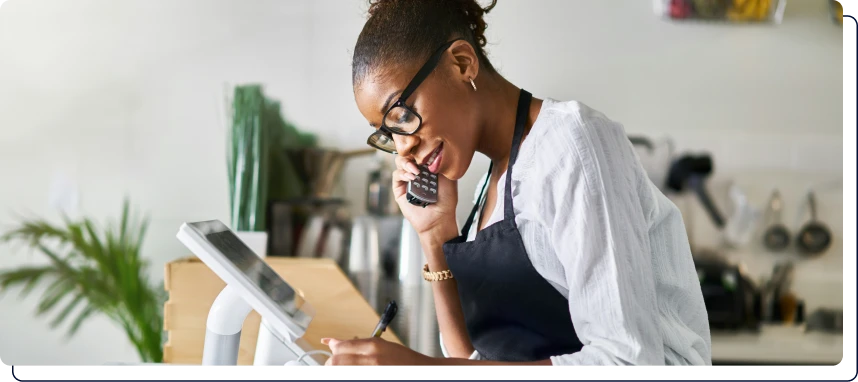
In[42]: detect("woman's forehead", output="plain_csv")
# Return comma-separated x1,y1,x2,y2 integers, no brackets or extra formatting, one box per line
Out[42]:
355,72,408,119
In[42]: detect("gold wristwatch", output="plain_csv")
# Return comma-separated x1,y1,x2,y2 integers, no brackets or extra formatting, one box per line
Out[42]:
423,264,454,282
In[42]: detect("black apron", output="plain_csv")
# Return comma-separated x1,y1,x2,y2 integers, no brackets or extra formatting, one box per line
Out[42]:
442,89,584,362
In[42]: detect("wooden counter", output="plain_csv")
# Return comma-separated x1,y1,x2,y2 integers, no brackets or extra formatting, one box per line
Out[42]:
163,257,399,365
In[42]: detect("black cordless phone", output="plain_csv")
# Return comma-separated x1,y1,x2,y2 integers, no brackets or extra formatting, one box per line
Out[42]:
406,166,438,208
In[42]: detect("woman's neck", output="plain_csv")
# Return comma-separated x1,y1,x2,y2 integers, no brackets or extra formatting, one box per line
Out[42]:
474,74,539,166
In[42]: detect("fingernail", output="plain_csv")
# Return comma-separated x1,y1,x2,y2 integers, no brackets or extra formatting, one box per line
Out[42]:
408,163,420,174
321,338,331,345
406,172,417,180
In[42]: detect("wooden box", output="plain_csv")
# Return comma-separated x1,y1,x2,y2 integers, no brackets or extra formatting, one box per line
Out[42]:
163,257,399,365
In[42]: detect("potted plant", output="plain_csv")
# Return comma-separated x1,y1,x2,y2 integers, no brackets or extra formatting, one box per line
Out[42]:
0,199,165,363
226,84,316,256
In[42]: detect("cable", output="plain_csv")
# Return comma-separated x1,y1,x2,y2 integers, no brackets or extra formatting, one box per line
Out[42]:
284,350,333,366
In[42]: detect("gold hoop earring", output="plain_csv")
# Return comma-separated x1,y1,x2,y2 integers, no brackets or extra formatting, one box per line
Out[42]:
469,77,477,91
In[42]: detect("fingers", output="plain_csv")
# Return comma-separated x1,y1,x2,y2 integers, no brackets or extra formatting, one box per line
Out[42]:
327,338,381,355
391,170,409,200
322,338,385,366
395,169,417,182
394,155,421,175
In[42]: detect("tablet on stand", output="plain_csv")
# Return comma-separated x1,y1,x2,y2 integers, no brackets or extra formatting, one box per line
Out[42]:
176,220,322,365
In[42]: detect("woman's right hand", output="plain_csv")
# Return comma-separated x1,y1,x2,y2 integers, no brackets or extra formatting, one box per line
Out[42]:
392,156,460,246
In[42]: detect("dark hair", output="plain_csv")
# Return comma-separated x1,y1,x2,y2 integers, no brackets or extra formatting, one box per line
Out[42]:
352,0,498,87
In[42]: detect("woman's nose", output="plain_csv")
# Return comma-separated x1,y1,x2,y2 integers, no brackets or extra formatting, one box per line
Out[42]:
392,133,420,157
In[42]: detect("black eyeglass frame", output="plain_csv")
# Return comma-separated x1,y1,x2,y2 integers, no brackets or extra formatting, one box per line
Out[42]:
366,39,464,154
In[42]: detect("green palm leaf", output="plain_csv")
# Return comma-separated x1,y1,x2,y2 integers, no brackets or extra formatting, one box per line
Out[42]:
0,198,164,362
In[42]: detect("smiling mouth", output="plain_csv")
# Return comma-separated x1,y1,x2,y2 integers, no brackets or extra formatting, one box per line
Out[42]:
422,144,443,166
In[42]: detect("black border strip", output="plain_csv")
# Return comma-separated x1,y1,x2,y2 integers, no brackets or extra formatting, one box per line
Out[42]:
841,0,858,374
7,0,858,382
9,366,855,382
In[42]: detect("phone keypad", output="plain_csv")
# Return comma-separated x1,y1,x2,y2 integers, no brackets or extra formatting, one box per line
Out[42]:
406,167,439,207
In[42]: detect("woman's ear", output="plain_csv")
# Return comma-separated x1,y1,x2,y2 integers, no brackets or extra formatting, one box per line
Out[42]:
448,40,480,85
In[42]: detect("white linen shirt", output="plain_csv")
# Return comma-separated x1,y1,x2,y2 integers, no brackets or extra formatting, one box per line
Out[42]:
439,98,712,365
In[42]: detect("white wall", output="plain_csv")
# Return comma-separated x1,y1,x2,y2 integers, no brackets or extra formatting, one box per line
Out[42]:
0,0,843,365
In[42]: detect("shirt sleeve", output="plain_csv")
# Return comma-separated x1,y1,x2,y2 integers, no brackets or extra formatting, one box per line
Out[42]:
439,333,482,360
538,111,665,365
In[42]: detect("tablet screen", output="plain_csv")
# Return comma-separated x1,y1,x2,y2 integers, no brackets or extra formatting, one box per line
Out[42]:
186,220,312,329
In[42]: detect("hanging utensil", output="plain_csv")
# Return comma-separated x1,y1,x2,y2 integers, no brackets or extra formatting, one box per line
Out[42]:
796,191,832,256
722,183,761,248
762,190,790,252
666,154,726,228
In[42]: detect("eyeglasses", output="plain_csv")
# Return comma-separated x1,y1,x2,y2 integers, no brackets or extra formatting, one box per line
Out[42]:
366,39,463,154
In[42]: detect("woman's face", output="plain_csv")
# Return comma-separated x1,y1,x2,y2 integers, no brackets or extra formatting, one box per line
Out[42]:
354,61,479,181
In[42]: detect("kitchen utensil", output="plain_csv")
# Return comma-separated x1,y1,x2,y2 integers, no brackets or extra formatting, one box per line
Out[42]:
796,192,832,256
285,147,375,199
722,183,760,248
629,135,675,193
666,154,726,228
805,308,842,333
694,251,761,331
760,261,793,322
266,198,349,259
347,216,382,309
320,225,346,264
629,136,654,152
314,148,376,198
763,262,805,325
366,154,399,216
762,190,790,252
295,215,325,258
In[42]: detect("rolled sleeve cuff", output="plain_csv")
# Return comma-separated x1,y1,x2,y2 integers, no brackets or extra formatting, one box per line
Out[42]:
439,333,481,360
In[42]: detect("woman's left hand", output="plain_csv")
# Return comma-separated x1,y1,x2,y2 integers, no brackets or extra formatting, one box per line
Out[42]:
322,337,439,366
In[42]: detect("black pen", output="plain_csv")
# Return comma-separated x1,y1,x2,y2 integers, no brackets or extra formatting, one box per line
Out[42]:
371,300,398,337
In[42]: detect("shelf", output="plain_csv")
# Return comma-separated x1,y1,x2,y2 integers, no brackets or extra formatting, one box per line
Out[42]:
654,0,787,24
711,325,842,364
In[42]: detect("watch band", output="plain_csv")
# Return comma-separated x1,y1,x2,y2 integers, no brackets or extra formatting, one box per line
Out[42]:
423,264,454,282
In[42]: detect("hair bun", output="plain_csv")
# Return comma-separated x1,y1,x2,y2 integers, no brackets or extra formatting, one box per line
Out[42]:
452,0,497,48
355,0,499,85
367,0,395,17
367,0,496,48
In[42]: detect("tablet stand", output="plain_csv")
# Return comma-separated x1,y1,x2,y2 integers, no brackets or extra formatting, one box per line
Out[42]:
202,285,252,365
202,285,317,365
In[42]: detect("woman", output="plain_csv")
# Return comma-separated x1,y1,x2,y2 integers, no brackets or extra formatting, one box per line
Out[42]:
323,0,711,365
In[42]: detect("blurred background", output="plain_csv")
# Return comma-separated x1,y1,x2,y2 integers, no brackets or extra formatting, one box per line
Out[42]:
0,0,844,366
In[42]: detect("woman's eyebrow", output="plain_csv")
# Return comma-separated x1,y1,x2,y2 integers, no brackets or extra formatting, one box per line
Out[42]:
380,90,402,113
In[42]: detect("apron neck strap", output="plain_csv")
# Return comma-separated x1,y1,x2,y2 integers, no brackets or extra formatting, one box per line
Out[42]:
503,89,532,221
459,89,532,236
460,162,493,237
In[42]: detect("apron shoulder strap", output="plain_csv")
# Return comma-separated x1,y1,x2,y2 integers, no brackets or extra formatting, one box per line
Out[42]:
503,89,532,221
460,89,532,235
461,163,493,237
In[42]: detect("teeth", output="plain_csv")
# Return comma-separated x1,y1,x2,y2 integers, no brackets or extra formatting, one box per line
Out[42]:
427,150,438,166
